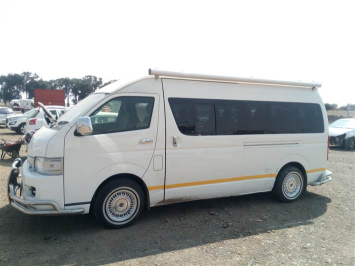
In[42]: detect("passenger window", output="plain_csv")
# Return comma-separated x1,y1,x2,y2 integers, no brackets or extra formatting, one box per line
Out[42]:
195,102,215,135
169,98,195,135
90,97,154,135
216,100,243,135
242,101,268,134
268,102,324,134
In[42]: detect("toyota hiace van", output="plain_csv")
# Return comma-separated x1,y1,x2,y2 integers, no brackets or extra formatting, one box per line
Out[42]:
8,69,332,228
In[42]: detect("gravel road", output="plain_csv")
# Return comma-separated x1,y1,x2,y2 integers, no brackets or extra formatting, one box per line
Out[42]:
0,126,354,265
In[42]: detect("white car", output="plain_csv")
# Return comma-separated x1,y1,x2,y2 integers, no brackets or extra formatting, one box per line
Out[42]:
0,107,14,125
6,106,67,134
329,118,355,150
8,69,332,229
10,99,20,109
19,99,34,112
26,106,68,132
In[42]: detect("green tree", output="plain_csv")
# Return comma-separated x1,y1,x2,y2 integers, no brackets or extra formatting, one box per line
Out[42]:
0,74,24,104
26,79,49,98
83,75,103,91
71,79,92,102
330,104,338,110
49,78,75,106
21,72,39,98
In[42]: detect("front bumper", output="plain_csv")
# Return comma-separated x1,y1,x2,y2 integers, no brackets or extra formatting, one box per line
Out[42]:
8,158,84,215
309,170,333,186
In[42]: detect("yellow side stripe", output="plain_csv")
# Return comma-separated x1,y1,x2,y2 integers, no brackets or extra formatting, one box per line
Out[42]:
148,173,276,191
148,185,165,191
306,168,327,174
148,168,327,191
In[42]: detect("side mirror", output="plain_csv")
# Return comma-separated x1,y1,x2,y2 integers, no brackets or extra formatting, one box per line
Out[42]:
76,117,93,136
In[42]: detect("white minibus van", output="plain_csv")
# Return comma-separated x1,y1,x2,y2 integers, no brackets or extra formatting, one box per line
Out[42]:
8,69,332,228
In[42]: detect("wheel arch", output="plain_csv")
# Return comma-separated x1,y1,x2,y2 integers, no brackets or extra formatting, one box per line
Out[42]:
276,161,308,185
90,173,150,212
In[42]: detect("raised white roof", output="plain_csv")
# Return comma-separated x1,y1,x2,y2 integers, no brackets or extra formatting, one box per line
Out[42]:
149,69,322,88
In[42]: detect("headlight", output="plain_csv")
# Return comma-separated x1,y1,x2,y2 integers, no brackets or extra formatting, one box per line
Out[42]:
35,157,63,175
8,117,18,122
27,156,35,171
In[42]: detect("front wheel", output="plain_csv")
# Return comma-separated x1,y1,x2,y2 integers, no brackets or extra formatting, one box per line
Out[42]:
344,138,355,150
273,166,305,203
17,123,26,134
93,178,145,229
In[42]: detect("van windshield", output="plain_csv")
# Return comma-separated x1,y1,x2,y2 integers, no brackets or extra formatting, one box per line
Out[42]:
57,93,107,124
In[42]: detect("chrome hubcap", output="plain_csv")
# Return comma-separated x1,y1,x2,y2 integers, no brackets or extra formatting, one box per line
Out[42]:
282,172,303,200
104,188,139,224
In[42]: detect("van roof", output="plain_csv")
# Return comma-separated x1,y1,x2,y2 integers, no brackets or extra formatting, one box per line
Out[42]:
96,69,322,94
149,69,322,88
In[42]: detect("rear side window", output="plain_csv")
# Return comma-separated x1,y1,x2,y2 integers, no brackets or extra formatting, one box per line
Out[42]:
269,102,324,133
169,97,324,136
27,109,40,118
89,96,154,135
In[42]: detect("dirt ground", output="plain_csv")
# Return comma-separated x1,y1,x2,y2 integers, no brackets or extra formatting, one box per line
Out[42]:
0,125,354,266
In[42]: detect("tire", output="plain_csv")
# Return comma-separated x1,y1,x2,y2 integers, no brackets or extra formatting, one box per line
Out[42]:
344,138,355,150
17,123,26,134
273,166,305,203
93,178,145,229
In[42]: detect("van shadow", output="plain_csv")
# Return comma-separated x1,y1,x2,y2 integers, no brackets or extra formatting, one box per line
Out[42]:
0,191,330,265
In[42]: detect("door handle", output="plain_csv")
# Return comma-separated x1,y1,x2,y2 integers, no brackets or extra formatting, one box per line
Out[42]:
139,138,153,144
173,136,178,147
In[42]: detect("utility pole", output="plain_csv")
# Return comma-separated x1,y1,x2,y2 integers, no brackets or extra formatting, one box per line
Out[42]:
346,103,350,118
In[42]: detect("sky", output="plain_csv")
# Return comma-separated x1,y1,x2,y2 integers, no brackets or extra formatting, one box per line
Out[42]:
0,0,354,106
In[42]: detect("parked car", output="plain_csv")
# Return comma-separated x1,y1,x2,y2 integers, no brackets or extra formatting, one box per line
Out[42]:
329,118,355,150
6,105,66,134
19,99,34,113
8,69,332,229
10,99,20,109
25,106,68,132
0,107,14,125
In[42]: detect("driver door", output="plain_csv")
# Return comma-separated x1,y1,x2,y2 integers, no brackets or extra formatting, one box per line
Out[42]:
64,93,159,206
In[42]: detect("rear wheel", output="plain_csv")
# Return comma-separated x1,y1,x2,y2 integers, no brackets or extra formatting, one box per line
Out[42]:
93,178,145,229
17,123,26,134
273,166,305,203
344,138,355,150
